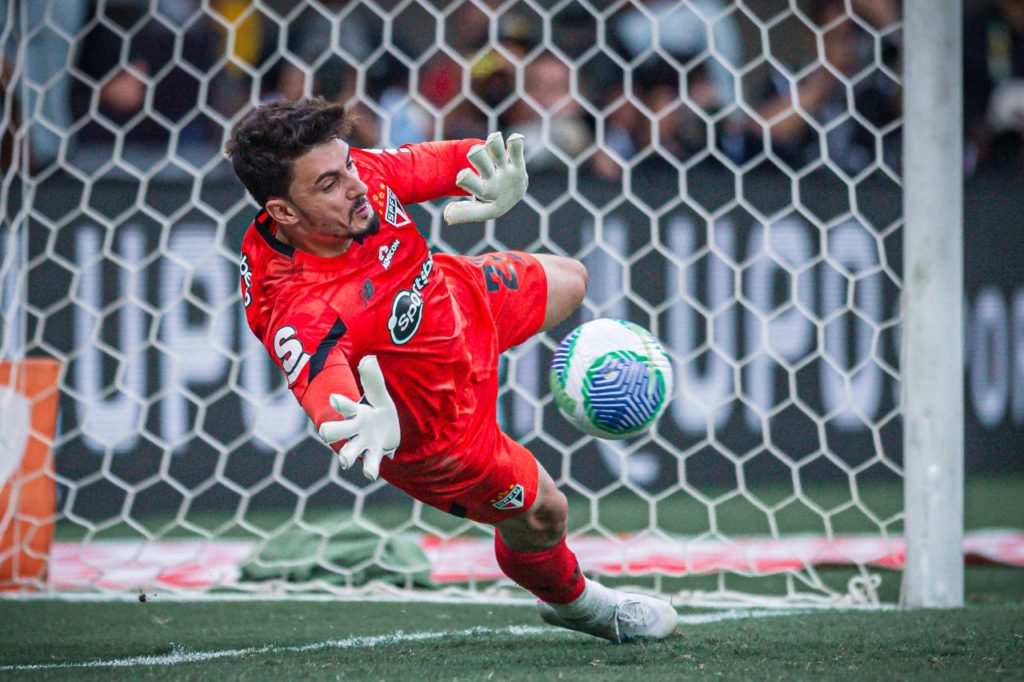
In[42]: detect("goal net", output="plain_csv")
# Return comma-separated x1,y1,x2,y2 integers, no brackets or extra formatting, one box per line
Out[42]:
1,0,908,605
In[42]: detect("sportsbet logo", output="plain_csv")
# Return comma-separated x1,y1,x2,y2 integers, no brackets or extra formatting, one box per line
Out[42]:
490,483,525,510
387,254,432,345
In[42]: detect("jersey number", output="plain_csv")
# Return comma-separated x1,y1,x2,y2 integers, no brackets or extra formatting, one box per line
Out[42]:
483,264,518,292
274,326,310,386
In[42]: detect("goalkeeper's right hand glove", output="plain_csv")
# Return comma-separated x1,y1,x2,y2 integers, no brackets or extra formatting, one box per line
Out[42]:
318,355,401,481
443,131,528,225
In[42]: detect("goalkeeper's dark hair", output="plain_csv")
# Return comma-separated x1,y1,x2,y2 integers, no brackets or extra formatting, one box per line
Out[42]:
226,97,355,207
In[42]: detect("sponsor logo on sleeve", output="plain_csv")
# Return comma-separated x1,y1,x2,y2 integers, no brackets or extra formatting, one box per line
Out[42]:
489,483,525,510
239,254,253,308
273,325,310,386
387,254,432,345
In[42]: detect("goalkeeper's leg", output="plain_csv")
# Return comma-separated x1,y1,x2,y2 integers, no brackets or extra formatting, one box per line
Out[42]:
494,465,678,643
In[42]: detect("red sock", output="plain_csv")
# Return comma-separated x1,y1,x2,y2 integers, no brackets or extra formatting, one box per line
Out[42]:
494,533,586,604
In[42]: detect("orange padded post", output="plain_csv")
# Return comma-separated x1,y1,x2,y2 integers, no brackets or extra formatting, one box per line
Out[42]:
0,358,61,590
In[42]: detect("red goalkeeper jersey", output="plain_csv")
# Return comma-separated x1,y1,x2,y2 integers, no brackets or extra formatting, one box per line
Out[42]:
239,140,501,461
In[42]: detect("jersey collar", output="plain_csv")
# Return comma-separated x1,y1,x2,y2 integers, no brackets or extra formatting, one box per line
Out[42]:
254,210,295,258
252,209,368,267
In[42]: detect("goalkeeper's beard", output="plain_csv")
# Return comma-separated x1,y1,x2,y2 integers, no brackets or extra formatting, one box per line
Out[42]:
350,199,381,238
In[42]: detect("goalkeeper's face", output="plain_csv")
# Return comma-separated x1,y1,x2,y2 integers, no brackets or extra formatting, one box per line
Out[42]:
272,138,379,253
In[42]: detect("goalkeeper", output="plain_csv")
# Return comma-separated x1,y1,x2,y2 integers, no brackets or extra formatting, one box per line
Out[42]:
226,97,677,643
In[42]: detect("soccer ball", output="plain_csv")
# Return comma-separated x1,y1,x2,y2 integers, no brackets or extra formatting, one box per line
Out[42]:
549,318,673,439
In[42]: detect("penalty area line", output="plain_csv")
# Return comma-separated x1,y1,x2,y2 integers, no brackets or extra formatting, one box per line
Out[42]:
0,625,555,671
0,610,808,671
677,608,812,625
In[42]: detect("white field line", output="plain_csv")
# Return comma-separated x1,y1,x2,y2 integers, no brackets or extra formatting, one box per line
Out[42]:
0,591,896,610
676,608,814,624
0,609,810,672
0,591,539,606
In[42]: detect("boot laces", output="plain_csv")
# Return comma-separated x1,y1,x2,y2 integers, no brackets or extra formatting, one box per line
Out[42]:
615,598,655,634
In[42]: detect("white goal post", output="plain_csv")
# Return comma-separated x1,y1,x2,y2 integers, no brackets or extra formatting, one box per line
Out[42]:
900,0,963,609
0,0,963,607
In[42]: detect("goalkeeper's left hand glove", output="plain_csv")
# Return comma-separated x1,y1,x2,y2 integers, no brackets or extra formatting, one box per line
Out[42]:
318,356,401,481
443,131,528,225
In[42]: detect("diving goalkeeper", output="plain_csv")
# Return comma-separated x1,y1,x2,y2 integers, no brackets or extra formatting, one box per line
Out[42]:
226,97,677,643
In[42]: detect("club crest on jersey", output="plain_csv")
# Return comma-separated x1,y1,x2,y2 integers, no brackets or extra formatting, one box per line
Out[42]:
384,187,411,227
489,483,525,510
378,239,400,270
387,254,432,345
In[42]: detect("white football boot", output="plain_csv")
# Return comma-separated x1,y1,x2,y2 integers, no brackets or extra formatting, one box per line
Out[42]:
538,590,679,643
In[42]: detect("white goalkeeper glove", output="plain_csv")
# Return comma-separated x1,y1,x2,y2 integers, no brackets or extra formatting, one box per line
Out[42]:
318,355,401,481
443,131,528,225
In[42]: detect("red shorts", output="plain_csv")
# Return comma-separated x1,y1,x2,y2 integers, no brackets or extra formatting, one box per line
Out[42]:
383,251,547,524
385,426,542,525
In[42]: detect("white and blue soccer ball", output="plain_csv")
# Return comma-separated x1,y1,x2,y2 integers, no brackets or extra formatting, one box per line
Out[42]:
549,318,673,439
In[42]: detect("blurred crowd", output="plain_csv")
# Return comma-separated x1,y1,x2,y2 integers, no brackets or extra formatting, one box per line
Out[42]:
1,0,1021,180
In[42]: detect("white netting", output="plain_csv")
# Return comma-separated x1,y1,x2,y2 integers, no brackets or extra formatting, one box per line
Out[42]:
0,0,904,605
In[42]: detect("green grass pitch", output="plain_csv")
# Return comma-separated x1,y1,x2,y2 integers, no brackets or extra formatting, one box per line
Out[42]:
0,596,1021,680
1,475,1021,679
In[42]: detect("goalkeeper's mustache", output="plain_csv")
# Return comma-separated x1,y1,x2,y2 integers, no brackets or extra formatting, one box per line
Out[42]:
350,196,380,236
350,196,370,221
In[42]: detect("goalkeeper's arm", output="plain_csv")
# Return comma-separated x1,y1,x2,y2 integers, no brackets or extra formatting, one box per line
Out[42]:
301,356,401,481
443,132,528,225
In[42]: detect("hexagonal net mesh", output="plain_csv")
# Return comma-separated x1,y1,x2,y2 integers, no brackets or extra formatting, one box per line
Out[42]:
1,0,904,605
